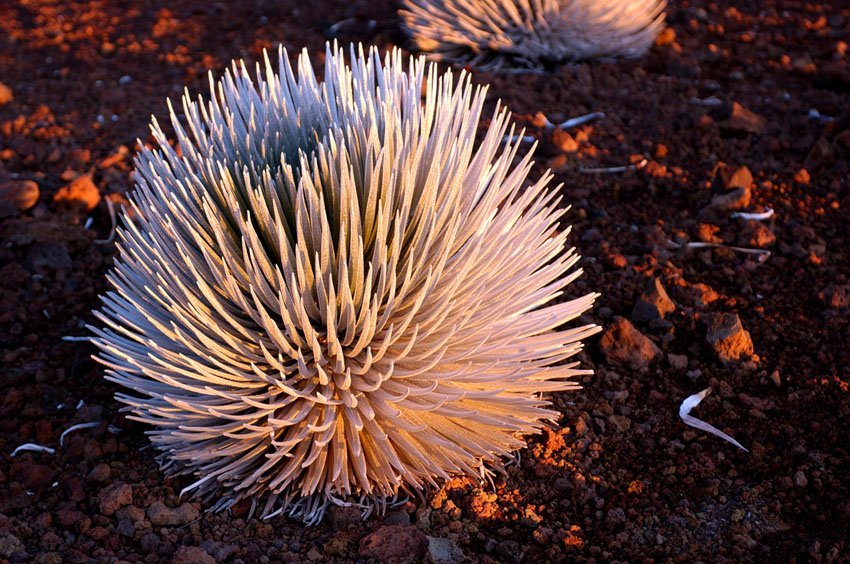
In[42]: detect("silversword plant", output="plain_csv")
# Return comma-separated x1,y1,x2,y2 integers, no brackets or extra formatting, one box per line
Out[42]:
401,0,667,71
91,43,600,523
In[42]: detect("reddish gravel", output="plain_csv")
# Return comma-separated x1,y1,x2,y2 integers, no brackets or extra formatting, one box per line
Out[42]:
1,0,849,562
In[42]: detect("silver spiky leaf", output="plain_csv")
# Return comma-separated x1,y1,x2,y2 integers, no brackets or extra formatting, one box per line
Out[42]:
401,0,667,71
90,43,600,523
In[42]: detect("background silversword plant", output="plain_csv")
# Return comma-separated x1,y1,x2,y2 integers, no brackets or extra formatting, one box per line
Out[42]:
91,43,600,523
401,0,667,71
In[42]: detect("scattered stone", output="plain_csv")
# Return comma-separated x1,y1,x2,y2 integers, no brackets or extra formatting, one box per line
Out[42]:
689,283,720,308
737,220,776,248
382,509,411,526
705,313,754,363
115,505,145,524
655,27,676,46
723,165,753,191
359,525,428,562
604,507,627,530
0,531,24,558
11,461,55,491
706,186,751,212
724,102,767,134
172,545,215,564
428,536,465,564
0,180,39,217
146,501,200,527
199,540,238,562
530,112,549,128
598,317,662,371
608,414,631,432
552,128,579,152
55,509,85,529
769,370,782,387
53,174,100,212
328,505,361,530
24,242,72,272
116,518,135,538
794,168,811,184
98,482,133,516
87,463,112,483
632,278,676,323
668,353,688,371
0,82,12,106
819,284,850,309
793,470,808,488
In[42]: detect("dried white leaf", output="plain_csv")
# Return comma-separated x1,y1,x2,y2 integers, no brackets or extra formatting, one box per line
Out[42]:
60,422,100,447
11,443,56,456
679,388,748,452
579,159,647,174
730,208,774,221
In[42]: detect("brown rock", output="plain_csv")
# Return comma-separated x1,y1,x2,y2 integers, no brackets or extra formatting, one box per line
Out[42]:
632,278,676,323
689,283,720,308
598,317,662,371
725,102,767,134
668,353,688,371
173,546,215,564
737,221,776,248
56,509,85,529
552,128,579,152
723,166,753,191
147,501,200,527
706,187,751,212
705,313,754,363
0,180,39,217
0,82,12,106
0,532,24,558
794,168,811,185
98,482,133,516
328,505,361,530
53,174,100,212
359,525,428,562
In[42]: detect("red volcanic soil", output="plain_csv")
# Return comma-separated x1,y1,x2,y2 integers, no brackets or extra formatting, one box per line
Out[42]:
1,1,848,562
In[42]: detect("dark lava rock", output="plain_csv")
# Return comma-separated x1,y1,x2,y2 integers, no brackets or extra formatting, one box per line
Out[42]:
328,505,361,530
705,313,754,363
428,536,465,564
722,102,768,134
359,525,428,563
632,277,676,323
0,531,24,558
172,545,215,564
146,501,200,527
23,242,72,272
598,317,662,371
97,482,133,516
